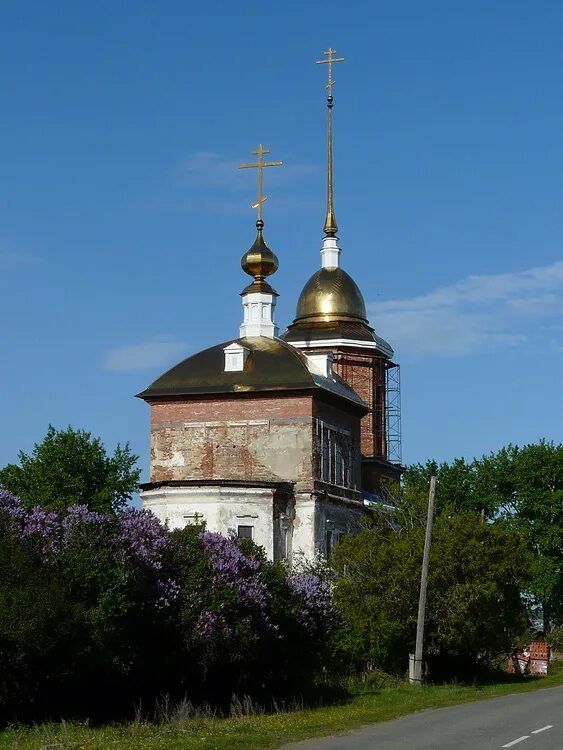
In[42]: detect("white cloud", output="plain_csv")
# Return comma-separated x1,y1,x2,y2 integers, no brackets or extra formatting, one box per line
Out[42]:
105,339,187,373
176,152,243,190
174,151,317,191
152,151,319,217
368,260,563,358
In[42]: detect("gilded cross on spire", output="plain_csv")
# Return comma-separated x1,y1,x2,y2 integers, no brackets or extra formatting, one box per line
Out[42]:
316,47,345,97
239,144,283,224
315,48,344,236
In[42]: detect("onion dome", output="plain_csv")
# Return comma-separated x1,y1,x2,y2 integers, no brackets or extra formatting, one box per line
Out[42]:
294,267,368,325
241,219,278,291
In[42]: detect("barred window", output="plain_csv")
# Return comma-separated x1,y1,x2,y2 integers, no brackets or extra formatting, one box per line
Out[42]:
317,422,355,488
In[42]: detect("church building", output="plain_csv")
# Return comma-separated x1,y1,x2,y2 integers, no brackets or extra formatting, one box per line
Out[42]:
138,50,403,561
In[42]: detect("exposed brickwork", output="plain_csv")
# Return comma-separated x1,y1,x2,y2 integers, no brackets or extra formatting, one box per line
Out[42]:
148,394,317,492
320,348,388,458
146,391,365,498
151,394,314,425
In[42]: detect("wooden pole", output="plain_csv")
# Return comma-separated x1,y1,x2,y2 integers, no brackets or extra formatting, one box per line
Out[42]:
410,475,437,685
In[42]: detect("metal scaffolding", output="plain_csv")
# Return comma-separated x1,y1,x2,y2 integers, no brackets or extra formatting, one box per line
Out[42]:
385,363,402,464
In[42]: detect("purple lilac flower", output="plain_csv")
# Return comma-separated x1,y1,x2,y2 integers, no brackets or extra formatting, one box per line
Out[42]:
0,495,179,607
60,504,113,557
156,577,181,609
1,491,63,561
0,489,26,532
22,506,63,563
199,531,270,611
194,609,222,639
117,508,169,571
290,572,335,631
62,503,110,535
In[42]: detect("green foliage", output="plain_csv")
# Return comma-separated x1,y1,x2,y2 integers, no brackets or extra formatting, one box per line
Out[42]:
331,504,532,677
548,624,563,653
0,500,167,719
404,441,563,628
0,518,78,712
0,425,140,513
0,493,336,722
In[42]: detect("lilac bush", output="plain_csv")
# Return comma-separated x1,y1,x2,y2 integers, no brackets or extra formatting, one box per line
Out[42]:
200,530,270,610
0,491,174,599
118,507,170,571
290,571,336,632
0,491,336,637
0,488,26,531
0,488,338,715
22,505,63,563
195,609,226,639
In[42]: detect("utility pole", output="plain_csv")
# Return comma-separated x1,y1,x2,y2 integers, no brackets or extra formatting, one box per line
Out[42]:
410,475,437,685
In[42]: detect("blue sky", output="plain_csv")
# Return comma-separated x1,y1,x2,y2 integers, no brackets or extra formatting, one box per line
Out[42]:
1,0,562,479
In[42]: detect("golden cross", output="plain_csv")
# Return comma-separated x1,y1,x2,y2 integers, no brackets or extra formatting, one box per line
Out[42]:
239,144,283,222
316,47,345,96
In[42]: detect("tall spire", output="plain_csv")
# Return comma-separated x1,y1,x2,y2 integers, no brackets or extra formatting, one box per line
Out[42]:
237,144,283,339
316,47,345,237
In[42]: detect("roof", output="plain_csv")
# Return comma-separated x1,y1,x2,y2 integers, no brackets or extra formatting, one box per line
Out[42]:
136,336,368,410
293,267,368,325
282,321,395,358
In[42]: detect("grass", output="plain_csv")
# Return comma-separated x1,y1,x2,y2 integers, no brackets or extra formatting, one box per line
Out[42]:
2,665,563,750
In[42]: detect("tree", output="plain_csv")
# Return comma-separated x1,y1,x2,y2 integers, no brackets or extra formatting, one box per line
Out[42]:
331,499,532,678
402,456,502,519
0,509,79,717
403,441,563,629
499,442,563,629
0,425,140,513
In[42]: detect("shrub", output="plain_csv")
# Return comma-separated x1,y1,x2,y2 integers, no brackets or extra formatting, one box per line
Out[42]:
0,491,336,721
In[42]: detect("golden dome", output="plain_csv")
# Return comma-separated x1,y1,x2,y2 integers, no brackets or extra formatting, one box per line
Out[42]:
294,267,368,324
241,220,278,280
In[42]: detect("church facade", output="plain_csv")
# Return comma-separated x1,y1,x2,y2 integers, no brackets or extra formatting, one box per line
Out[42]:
138,51,403,561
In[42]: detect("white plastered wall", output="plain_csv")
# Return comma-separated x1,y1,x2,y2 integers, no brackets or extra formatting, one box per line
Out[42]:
141,486,275,559
292,493,317,559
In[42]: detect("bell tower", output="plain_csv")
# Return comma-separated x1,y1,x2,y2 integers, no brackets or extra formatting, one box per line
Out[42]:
281,48,403,493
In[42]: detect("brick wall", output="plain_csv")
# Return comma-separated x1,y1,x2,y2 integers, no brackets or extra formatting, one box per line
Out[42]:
147,391,365,495
331,349,388,458
149,394,316,491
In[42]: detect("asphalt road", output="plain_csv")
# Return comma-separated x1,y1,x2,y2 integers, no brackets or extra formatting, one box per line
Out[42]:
278,686,563,750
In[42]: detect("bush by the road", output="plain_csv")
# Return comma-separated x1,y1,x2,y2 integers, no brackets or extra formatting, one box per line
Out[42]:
0,491,335,723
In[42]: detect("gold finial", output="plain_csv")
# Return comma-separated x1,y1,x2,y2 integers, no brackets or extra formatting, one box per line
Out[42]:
239,144,283,224
316,48,344,237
